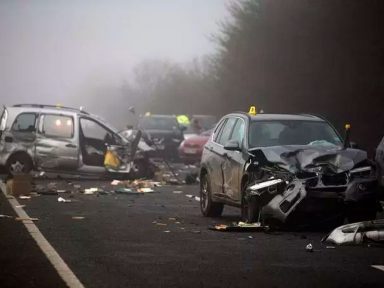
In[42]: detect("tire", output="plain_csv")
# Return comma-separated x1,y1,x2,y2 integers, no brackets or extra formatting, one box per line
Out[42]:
241,179,259,223
200,173,224,217
6,153,33,175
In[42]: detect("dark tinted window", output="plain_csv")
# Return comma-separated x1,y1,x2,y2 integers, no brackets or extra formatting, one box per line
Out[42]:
12,113,36,132
218,118,237,145
139,117,178,130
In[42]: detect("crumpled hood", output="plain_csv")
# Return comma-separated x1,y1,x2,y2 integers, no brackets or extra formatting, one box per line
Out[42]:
250,145,368,174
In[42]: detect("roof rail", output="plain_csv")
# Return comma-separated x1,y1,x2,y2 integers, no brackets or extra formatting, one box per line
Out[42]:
231,111,252,119
12,104,89,115
299,113,327,120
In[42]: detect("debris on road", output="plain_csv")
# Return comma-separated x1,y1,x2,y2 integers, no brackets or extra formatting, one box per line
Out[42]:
72,216,85,220
57,197,72,203
15,205,26,208
6,174,32,197
111,180,121,186
19,195,31,200
84,188,99,195
323,219,384,246
209,222,267,232
305,243,314,252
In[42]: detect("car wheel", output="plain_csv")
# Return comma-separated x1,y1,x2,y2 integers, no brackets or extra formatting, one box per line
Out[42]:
241,180,259,223
200,173,223,217
6,154,33,175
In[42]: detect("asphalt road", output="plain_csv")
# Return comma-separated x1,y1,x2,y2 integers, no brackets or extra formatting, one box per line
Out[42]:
1,179,384,288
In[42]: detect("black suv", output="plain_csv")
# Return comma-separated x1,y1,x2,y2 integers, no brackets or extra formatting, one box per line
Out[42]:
138,114,184,160
200,112,380,226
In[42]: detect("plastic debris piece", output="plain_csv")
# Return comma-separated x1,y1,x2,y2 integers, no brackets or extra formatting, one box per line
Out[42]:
210,222,266,232
72,216,85,220
185,194,194,198
322,220,384,245
194,196,200,201
137,188,154,193
84,188,98,195
306,243,313,252
164,230,171,233
58,197,72,203
19,195,31,199
15,205,26,208
111,180,121,186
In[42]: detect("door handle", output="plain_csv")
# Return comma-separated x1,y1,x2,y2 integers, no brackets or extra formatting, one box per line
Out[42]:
66,144,77,148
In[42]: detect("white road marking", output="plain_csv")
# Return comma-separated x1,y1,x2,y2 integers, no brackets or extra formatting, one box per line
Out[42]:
0,182,85,288
372,265,384,273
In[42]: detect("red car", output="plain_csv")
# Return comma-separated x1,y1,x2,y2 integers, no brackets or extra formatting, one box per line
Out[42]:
178,130,212,164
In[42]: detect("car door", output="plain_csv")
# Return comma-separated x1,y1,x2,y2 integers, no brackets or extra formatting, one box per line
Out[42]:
35,113,80,171
209,117,238,198
79,117,135,174
203,118,227,195
222,118,246,202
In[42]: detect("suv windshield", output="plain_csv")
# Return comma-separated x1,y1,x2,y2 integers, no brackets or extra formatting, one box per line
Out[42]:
249,120,343,148
139,117,178,130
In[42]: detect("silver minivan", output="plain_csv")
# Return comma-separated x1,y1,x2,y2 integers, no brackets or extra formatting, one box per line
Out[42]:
0,104,139,176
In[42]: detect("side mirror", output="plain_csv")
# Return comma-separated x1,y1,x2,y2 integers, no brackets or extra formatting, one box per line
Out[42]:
224,140,241,151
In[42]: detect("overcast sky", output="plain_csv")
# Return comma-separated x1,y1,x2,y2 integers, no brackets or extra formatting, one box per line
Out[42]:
0,0,229,105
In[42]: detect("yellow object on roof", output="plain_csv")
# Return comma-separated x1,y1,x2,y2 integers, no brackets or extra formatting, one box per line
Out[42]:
177,114,190,125
248,106,257,116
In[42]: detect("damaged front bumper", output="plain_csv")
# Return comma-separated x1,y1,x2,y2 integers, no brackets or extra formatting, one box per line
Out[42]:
246,175,379,225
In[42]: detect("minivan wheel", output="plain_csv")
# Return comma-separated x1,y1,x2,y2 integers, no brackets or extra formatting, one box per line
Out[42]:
6,154,33,174
200,173,224,217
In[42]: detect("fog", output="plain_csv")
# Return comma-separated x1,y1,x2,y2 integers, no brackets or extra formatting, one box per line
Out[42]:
0,0,228,125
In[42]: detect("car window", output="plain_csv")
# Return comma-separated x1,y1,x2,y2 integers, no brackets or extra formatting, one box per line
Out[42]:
0,108,7,131
12,113,37,132
40,114,74,138
80,118,117,144
249,120,343,148
139,117,179,130
230,118,245,146
217,118,237,145
213,119,227,142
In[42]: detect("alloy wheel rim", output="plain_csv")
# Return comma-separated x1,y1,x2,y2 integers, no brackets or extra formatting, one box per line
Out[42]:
10,161,25,173
201,178,209,210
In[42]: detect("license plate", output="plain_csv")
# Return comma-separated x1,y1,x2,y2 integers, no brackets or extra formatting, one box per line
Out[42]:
184,148,197,154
